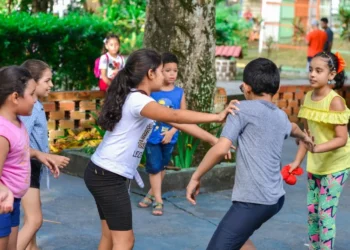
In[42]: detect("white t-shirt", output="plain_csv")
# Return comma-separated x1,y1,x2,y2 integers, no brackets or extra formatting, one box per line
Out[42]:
91,91,155,179
99,53,125,79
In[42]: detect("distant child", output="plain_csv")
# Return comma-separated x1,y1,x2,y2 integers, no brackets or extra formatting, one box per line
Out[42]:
17,60,70,250
186,58,313,250
0,66,37,250
84,48,237,250
98,34,125,91
138,52,186,216
288,51,349,250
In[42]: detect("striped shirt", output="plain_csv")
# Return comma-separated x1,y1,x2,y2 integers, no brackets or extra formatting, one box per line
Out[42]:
20,101,49,153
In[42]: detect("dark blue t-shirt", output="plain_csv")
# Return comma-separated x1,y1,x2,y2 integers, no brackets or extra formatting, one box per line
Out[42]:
324,27,333,51
148,86,184,144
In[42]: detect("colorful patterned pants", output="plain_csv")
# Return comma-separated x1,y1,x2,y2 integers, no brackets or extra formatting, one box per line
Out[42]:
307,169,349,250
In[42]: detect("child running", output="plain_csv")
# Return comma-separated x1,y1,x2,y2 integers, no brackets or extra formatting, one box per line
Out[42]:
288,51,349,250
98,34,125,91
84,48,237,250
0,66,37,250
186,58,314,250
138,52,186,216
17,60,70,250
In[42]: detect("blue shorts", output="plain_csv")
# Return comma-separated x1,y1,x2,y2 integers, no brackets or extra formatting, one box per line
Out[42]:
0,198,21,237
145,143,175,174
207,196,285,250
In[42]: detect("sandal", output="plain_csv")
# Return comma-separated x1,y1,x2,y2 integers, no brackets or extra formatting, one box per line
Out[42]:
152,202,164,216
137,194,154,208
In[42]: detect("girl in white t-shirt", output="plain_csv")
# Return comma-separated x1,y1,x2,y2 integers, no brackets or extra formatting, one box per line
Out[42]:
84,48,236,250
98,34,125,91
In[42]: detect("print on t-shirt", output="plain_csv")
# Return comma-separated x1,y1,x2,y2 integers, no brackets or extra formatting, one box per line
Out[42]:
133,122,154,158
154,98,173,133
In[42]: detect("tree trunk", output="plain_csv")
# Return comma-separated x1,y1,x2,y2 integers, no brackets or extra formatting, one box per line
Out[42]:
143,0,216,112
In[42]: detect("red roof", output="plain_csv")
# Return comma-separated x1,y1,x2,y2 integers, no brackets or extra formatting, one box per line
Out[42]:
216,46,243,58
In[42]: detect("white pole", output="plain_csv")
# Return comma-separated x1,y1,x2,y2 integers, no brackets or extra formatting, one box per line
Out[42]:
259,21,265,54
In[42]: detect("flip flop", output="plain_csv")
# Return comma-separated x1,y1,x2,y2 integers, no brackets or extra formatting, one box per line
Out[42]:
152,202,163,216
137,194,154,208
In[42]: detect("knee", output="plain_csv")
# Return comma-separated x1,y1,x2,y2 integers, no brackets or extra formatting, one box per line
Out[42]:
27,214,43,230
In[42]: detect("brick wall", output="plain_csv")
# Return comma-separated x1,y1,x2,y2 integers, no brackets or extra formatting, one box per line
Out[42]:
43,86,350,141
216,59,237,81
42,91,105,141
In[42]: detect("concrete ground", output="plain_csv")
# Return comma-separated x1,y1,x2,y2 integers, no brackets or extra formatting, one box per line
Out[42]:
27,137,350,250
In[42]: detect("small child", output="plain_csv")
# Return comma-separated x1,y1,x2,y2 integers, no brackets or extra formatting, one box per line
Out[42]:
186,58,313,250
0,66,37,249
288,51,349,250
17,60,70,250
98,34,125,91
138,52,186,216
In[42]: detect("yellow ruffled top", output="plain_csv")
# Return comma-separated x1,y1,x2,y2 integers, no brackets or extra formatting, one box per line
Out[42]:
298,90,350,175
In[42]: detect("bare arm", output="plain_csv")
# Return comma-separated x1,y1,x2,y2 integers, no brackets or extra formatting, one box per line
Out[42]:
169,123,217,146
0,136,13,213
141,101,234,124
290,122,307,140
313,97,348,153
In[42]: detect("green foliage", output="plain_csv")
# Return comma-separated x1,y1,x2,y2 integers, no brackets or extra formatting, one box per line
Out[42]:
173,132,201,169
215,2,251,49
101,0,145,54
339,6,350,41
0,12,113,90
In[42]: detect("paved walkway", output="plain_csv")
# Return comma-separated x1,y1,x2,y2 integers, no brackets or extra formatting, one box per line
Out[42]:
31,138,350,250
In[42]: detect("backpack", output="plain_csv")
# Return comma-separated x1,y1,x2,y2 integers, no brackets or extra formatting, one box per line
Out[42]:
94,53,109,78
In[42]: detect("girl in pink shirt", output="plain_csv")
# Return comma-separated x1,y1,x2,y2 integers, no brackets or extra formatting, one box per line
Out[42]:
0,66,37,249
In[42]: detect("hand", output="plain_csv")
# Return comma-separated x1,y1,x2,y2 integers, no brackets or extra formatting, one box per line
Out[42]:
288,161,300,173
161,130,175,144
36,152,70,178
216,100,240,123
186,178,201,205
224,146,236,160
301,129,315,153
0,186,14,214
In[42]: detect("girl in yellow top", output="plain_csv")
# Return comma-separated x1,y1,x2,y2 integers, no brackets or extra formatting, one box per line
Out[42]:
289,51,349,250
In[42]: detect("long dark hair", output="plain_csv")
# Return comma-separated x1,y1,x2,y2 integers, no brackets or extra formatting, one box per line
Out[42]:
0,66,33,107
21,59,50,82
98,48,162,131
102,34,121,54
313,51,346,90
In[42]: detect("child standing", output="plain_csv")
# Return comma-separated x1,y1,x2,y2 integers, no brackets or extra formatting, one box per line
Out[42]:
0,66,37,250
98,34,125,91
186,58,314,250
138,52,186,216
17,60,70,250
288,51,349,250
84,48,237,250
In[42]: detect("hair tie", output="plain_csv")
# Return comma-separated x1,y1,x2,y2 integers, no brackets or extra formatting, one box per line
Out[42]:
335,52,346,73
103,38,107,43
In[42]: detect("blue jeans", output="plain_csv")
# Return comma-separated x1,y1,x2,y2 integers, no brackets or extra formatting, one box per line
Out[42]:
145,143,174,174
207,196,284,250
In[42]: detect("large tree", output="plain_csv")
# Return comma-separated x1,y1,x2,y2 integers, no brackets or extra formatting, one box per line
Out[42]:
143,0,216,112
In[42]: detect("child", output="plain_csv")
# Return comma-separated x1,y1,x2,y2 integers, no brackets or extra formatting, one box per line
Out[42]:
84,48,237,250
98,34,125,91
138,52,186,216
186,58,314,250
0,66,37,250
288,51,349,250
17,60,70,250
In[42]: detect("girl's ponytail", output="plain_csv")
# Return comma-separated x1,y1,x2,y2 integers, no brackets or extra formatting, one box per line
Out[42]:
333,70,345,90
97,48,162,131
98,68,130,131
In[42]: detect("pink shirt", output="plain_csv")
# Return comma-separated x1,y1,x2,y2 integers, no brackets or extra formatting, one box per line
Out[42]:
0,116,30,198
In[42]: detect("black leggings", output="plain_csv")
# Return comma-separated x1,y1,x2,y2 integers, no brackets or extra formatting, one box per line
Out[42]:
84,161,132,231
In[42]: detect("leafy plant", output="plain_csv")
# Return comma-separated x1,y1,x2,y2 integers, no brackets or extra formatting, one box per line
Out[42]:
339,6,350,41
292,17,306,45
215,1,251,50
173,132,201,169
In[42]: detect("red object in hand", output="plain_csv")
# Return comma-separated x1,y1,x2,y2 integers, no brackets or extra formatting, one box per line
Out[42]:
281,165,303,185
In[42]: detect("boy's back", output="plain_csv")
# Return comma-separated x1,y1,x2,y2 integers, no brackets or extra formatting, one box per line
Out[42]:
221,100,292,205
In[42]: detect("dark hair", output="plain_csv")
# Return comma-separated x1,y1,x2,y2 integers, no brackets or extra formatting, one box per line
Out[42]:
313,51,346,89
243,58,280,96
162,52,178,65
320,17,328,24
102,34,121,54
98,48,162,131
21,59,50,82
0,66,33,107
